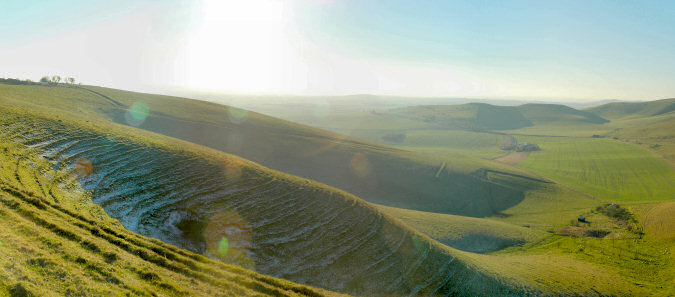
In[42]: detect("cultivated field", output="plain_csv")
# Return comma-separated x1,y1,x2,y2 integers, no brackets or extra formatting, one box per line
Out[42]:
516,136,675,202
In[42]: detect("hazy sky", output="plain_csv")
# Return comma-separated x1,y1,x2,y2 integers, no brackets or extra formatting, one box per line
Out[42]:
1,0,674,100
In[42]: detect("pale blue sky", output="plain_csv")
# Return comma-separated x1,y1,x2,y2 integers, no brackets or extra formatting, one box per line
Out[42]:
1,0,674,100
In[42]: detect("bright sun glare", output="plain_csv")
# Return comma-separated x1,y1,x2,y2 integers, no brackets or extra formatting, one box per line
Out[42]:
187,0,290,92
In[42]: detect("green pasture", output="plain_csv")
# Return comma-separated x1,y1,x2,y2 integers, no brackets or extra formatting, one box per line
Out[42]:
516,136,675,202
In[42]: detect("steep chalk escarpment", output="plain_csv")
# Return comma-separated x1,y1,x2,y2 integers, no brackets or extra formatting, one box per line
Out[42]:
0,128,344,297
0,111,525,296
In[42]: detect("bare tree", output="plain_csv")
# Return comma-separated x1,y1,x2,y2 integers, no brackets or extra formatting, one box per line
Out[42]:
51,75,61,84
65,77,76,84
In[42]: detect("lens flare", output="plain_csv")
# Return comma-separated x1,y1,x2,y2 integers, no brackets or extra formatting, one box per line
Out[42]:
73,158,93,179
222,131,244,153
203,211,254,269
217,237,229,258
221,156,243,179
228,107,248,124
411,235,425,253
349,153,370,177
125,101,150,126
299,138,341,158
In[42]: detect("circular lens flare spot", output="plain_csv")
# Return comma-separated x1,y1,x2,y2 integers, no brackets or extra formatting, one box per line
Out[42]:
125,101,150,126
411,235,425,253
228,107,248,124
217,237,229,258
221,156,243,179
73,158,93,179
349,153,370,177
204,211,254,269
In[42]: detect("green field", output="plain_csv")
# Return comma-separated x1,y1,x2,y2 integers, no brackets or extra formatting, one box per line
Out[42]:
631,202,675,240
516,136,675,202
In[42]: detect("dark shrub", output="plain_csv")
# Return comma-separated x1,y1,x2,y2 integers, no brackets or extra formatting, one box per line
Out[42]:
9,283,31,297
585,229,610,238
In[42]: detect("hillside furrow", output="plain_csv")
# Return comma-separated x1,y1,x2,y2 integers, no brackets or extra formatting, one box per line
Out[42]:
0,111,525,296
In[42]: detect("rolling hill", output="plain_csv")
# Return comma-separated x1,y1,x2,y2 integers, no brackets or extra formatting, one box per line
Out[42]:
0,106,529,296
0,128,345,297
1,82,672,296
311,102,609,133
0,83,552,218
376,205,542,253
387,103,534,130
588,98,675,119
516,103,609,125
316,102,611,157
613,119,675,165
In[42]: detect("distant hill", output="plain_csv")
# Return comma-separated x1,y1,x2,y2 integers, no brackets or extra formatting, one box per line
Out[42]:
608,117,675,165
388,103,534,130
588,98,675,119
588,98,675,165
386,102,609,130
516,103,609,124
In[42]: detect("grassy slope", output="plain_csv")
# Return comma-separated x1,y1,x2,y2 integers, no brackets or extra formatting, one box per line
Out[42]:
0,83,551,218
630,202,675,241
583,99,675,163
516,103,609,125
0,106,534,297
0,140,344,297
376,205,543,253
587,98,675,119
607,117,675,166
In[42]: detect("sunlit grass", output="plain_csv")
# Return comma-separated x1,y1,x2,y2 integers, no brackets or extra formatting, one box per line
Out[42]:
0,137,343,297
516,136,675,202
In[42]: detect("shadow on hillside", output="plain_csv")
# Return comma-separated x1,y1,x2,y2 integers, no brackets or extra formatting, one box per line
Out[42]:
108,108,542,218
441,234,526,253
